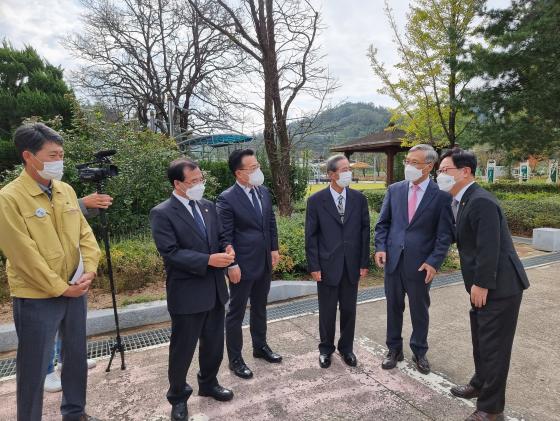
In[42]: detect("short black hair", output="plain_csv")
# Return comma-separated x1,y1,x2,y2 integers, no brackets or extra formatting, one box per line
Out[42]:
13,123,64,164
440,148,477,175
167,158,199,185
228,148,255,175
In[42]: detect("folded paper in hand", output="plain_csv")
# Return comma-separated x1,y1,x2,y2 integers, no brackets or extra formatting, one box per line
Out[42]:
69,252,84,285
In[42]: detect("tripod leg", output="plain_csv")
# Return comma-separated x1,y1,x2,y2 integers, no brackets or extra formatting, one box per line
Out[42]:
106,345,117,373
119,344,126,370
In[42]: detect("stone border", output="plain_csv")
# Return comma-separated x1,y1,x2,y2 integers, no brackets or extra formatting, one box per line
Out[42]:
0,280,317,353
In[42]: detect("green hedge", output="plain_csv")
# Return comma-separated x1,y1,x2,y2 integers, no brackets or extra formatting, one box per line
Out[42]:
274,213,307,277
362,189,386,212
502,197,560,236
480,182,560,194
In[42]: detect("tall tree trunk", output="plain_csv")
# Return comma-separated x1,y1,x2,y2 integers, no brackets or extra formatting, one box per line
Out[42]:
265,0,293,216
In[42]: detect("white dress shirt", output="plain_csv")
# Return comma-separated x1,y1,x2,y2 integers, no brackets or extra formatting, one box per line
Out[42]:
408,177,431,211
237,181,262,210
329,185,346,209
172,191,206,227
453,181,476,204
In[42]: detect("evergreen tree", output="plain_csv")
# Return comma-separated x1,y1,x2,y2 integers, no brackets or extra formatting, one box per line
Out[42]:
0,41,73,172
466,0,560,156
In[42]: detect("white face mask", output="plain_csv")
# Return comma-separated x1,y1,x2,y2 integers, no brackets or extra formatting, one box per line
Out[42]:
34,156,64,181
248,168,265,187
185,182,205,201
336,171,353,188
437,173,456,192
404,165,424,182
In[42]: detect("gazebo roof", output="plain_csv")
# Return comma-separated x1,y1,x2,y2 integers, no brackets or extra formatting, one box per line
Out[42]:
331,128,408,153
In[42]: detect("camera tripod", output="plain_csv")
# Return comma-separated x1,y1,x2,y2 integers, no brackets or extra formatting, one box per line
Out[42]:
95,179,126,372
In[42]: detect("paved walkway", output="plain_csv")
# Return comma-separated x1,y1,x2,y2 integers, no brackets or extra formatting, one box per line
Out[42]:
0,263,558,420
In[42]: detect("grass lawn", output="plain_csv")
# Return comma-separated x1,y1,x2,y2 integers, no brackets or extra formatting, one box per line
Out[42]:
307,182,386,196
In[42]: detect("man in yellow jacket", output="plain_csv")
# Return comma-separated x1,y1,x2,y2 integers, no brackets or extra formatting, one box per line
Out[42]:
0,123,101,421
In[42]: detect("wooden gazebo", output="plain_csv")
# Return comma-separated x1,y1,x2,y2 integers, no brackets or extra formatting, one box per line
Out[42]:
330,128,410,185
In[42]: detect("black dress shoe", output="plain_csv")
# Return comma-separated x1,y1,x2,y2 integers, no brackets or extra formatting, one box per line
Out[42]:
229,357,253,379
451,383,481,399
319,353,332,368
381,349,404,370
412,354,430,375
253,344,283,363
199,384,234,402
340,351,358,367
170,402,187,421
63,415,103,421
464,410,504,421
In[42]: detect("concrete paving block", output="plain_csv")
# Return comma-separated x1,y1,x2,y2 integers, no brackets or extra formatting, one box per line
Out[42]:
533,228,560,252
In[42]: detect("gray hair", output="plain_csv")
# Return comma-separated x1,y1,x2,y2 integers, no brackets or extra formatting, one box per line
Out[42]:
326,154,347,173
409,144,438,163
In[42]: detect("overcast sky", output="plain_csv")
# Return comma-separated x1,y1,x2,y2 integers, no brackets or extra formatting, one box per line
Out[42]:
0,0,511,118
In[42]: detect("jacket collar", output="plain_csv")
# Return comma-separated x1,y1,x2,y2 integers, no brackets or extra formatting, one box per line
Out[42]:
170,194,208,243
18,169,62,198
456,182,479,224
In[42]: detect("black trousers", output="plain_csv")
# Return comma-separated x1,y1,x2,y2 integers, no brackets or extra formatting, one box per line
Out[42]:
167,303,225,405
317,269,359,355
384,259,431,357
469,292,523,413
13,295,88,421
226,275,271,362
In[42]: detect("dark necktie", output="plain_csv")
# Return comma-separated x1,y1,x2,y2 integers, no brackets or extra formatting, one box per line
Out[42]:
189,200,207,239
452,199,459,222
249,188,263,220
337,194,344,223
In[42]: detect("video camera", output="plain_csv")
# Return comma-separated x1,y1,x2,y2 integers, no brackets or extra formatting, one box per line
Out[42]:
76,150,119,182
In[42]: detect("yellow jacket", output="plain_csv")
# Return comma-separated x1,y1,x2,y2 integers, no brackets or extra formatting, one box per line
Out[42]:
0,170,101,298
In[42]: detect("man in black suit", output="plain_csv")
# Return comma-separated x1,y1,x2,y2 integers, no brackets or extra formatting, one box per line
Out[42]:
438,149,530,421
374,144,454,375
305,155,370,369
217,149,282,380
150,158,234,421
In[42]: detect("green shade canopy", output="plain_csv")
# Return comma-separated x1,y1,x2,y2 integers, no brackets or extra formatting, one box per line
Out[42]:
178,134,253,148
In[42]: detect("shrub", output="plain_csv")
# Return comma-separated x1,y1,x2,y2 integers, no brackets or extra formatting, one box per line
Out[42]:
199,160,235,201
95,234,165,293
0,102,194,238
481,182,560,194
362,189,387,212
274,212,307,277
502,197,560,236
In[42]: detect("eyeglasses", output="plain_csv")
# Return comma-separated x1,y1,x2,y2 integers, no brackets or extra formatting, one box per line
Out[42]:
184,177,206,186
239,164,261,172
403,159,428,167
436,167,458,175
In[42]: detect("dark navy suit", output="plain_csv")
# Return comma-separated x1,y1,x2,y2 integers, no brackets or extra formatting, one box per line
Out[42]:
150,195,229,405
217,183,279,362
455,183,529,413
374,179,453,357
305,186,370,354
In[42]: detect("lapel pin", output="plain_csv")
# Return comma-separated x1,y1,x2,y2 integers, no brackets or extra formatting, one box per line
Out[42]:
35,208,47,218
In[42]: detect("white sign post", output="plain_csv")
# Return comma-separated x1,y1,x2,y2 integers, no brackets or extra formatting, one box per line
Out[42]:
519,161,530,183
487,160,496,183
548,159,558,184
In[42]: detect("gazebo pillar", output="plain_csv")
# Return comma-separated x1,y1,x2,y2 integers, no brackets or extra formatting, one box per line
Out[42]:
344,151,353,160
386,148,396,186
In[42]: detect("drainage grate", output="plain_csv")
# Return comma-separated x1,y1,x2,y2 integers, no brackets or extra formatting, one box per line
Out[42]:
1,251,559,380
